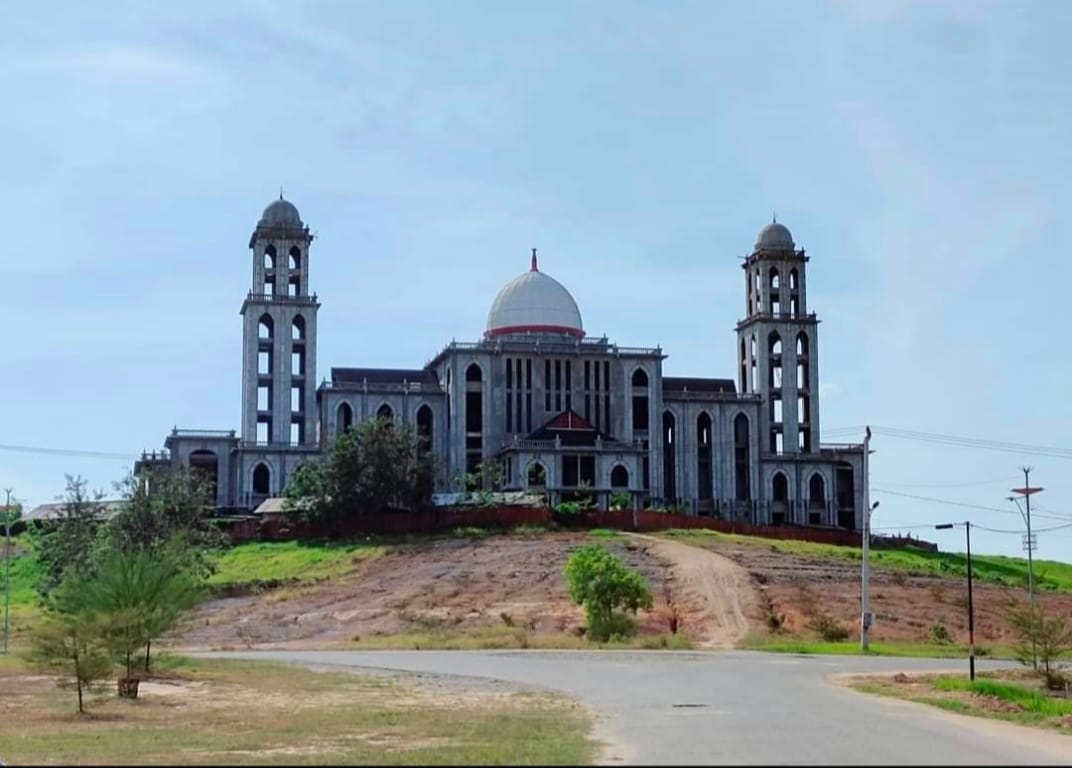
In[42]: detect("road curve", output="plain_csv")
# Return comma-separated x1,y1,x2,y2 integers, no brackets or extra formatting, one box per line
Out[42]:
203,650,1071,765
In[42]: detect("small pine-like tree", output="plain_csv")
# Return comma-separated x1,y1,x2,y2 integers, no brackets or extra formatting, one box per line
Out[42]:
1004,597,1072,689
31,475,108,597
29,581,113,713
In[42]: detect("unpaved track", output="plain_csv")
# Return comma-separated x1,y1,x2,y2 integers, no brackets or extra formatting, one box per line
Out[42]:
629,533,760,647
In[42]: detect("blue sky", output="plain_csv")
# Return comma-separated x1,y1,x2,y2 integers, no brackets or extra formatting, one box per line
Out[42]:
2,0,1070,562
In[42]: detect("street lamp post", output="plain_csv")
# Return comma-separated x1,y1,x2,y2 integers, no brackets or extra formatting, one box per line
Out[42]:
935,521,975,681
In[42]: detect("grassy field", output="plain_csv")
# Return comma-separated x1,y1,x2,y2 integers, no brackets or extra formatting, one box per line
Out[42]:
207,539,387,592
741,635,1018,659
0,654,596,765
662,528,1072,592
853,672,1072,733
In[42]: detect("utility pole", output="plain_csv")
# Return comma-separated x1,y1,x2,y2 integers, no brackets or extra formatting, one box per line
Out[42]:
1010,467,1041,671
860,427,877,651
936,521,975,680
2,487,12,655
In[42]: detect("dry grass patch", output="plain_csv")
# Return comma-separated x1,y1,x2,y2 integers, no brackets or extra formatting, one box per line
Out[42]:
0,655,594,765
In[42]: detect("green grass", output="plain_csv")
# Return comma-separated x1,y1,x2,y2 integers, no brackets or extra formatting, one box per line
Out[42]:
853,672,1072,733
208,539,386,592
742,635,1018,659
933,676,1072,716
587,528,623,540
0,655,596,765
4,535,43,607
663,528,1072,591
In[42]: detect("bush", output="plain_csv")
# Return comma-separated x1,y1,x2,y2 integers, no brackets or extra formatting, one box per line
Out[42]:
609,492,631,511
808,612,850,642
564,544,653,642
929,621,954,645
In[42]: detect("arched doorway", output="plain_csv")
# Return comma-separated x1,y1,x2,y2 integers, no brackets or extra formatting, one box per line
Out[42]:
808,472,826,525
771,472,789,525
189,450,218,505
337,402,353,436
252,462,271,499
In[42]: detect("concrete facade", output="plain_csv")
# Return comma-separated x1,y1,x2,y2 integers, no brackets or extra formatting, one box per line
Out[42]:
137,198,866,530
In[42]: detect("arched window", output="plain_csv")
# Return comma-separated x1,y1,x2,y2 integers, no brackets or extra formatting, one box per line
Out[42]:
739,338,747,393
289,246,301,271
662,410,676,502
376,403,394,422
796,331,809,357
263,245,277,270
258,314,273,340
769,331,782,357
252,462,271,496
697,412,713,502
292,315,305,341
611,465,629,488
465,364,483,476
632,369,649,431
734,413,750,501
809,473,826,507
416,405,433,452
527,462,547,488
769,267,780,290
337,402,353,435
772,472,789,502
789,268,798,291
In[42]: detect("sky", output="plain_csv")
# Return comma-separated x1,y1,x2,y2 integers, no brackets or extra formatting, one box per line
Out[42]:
2,0,1071,562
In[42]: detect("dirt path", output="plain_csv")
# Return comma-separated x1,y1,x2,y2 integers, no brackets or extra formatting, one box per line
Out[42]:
629,533,760,648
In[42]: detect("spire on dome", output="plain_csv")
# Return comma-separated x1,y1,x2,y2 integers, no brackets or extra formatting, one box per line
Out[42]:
531,248,538,272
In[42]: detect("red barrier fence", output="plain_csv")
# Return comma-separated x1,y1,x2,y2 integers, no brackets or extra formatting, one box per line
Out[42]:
223,505,864,548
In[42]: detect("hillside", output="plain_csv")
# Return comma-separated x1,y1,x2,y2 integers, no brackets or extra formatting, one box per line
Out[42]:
662,529,1072,650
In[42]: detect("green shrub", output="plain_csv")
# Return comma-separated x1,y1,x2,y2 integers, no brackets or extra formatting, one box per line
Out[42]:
929,622,954,645
564,544,653,642
609,492,632,511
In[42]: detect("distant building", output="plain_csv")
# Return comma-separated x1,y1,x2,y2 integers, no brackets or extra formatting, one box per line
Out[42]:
137,197,866,529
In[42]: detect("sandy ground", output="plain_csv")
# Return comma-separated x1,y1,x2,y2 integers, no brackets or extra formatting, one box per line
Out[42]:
680,536,1072,644
176,531,764,650
627,533,760,647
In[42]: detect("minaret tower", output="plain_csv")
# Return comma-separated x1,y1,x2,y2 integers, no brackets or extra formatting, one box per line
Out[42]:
240,195,319,447
735,219,820,455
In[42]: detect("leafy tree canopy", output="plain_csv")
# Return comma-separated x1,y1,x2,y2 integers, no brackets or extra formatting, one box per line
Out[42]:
284,417,437,523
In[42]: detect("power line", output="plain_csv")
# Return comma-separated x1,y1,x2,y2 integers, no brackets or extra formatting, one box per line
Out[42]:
875,476,1021,489
872,488,1072,523
864,426,1072,460
0,443,136,461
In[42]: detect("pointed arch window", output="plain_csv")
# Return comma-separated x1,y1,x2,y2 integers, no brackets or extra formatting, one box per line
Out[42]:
292,315,306,341
258,314,273,340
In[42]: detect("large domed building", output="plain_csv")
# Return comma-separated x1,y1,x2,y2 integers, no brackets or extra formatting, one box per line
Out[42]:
138,201,866,530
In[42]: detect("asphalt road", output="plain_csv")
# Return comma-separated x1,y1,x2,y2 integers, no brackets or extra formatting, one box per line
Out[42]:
207,650,1071,765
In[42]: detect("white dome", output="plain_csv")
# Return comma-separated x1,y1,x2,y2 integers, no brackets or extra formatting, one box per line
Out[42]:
755,220,795,251
486,253,584,339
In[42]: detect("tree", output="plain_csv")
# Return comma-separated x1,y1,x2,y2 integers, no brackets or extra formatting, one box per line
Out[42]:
82,545,203,691
284,416,437,523
1004,597,1072,689
564,544,653,641
28,581,112,713
31,475,108,597
106,468,225,581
